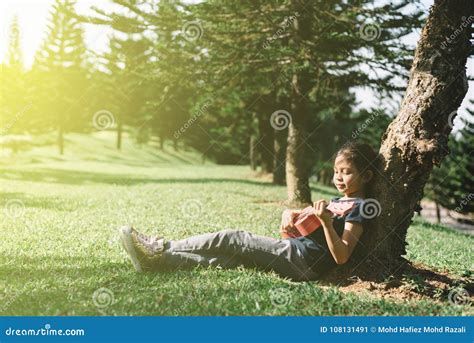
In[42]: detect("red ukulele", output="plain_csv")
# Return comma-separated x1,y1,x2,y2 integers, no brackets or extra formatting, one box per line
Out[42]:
280,200,357,239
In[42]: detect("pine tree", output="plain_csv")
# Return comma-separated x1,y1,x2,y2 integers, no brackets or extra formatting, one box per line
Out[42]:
427,103,474,218
191,0,423,204
6,15,23,71
90,0,194,151
101,35,151,150
0,15,28,136
452,105,474,214
88,0,424,203
32,0,89,154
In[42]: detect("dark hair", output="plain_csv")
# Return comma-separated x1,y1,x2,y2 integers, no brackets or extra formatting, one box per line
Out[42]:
334,140,381,184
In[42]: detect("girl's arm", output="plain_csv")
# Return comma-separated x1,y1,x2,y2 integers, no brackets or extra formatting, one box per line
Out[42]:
320,220,349,264
314,200,364,264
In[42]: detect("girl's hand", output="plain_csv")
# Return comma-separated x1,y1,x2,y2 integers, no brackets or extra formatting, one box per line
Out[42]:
280,209,299,233
313,200,332,224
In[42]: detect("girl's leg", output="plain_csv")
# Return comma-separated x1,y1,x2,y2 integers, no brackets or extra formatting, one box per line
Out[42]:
157,228,320,281
119,226,247,273
157,250,249,271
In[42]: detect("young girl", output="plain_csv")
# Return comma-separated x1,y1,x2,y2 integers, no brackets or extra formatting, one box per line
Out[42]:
118,141,379,282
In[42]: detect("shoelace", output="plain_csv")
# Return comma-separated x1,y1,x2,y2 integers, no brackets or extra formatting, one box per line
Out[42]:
136,230,150,242
133,229,164,254
136,229,163,242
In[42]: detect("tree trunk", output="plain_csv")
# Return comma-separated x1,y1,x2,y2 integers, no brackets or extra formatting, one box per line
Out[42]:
173,138,178,151
116,121,122,150
273,96,289,185
249,134,258,171
249,112,259,171
273,127,287,185
286,1,312,205
58,124,64,155
435,201,441,224
256,100,274,174
343,0,472,277
319,169,331,186
159,134,164,150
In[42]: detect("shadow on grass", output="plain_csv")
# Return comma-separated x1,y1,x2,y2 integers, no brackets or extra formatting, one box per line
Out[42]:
413,217,473,238
0,168,277,187
3,250,471,310
3,253,322,315
322,254,473,305
0,190,76,212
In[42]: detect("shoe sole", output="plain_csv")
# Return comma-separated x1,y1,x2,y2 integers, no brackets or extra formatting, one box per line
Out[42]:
118,226,143,272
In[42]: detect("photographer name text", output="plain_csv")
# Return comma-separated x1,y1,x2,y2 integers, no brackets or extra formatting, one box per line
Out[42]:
319,325,466,334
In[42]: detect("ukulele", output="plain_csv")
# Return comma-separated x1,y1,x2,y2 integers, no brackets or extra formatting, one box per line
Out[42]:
280,200,357,239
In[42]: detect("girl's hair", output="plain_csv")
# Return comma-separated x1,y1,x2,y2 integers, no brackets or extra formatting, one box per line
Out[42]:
334,140,381,182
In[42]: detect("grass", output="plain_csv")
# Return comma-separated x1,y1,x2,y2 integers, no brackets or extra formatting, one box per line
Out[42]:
1,131,472,316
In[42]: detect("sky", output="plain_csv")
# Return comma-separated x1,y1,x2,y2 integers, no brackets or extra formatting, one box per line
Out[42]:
0,0,472,131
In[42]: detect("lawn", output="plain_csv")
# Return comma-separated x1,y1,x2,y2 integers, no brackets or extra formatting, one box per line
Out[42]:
1,131,472,316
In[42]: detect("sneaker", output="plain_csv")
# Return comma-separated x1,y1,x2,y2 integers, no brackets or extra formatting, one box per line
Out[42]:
118,225,166,272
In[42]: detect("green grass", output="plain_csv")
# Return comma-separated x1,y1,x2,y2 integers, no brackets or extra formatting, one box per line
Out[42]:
1,131,472,316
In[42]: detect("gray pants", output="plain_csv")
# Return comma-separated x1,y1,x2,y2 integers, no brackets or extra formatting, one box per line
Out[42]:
156,229,321,282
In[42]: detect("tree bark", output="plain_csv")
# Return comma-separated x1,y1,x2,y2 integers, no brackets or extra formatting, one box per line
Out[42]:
249,134,258,171
249,112,259,170
435,201,441,224
273,127,287,185
256,99,274,174
273,96,289,185
173,137,179,151
159,134,164,150
116,121,122,150
286,0,312,206
343,0,473,277
319,168,332,186
58,123,64,155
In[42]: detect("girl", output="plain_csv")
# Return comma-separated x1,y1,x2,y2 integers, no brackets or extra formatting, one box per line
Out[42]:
118,141,379,282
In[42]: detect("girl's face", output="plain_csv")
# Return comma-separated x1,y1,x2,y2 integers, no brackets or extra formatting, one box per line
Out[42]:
332,154,372,196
